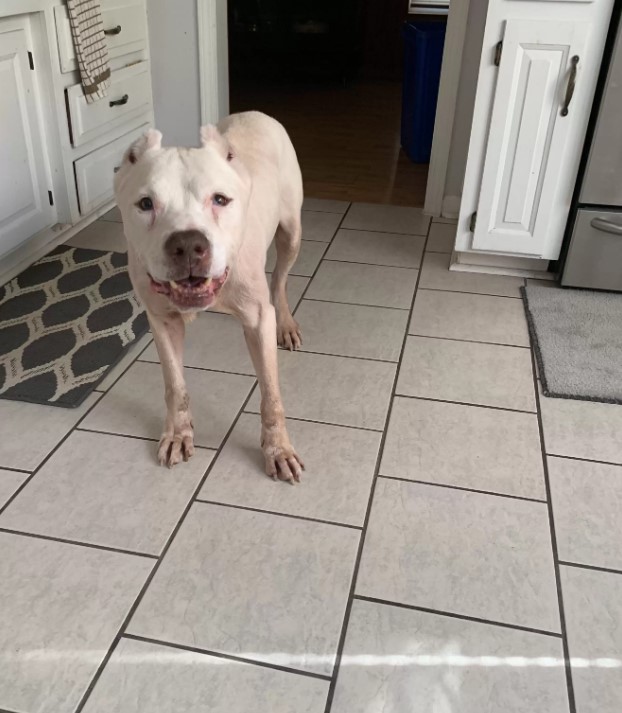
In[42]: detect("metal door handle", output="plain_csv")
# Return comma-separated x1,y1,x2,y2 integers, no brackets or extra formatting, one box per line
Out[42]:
561,55,579,116
109,94,129,107
104,25,122,36
591,217,622,235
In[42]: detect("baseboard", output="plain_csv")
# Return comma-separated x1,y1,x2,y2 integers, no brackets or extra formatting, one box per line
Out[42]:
451,250,553,280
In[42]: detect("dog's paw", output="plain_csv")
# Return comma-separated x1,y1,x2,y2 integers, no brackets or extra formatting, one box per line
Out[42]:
262,435,305,484
158,430,195,468
277,317,302,351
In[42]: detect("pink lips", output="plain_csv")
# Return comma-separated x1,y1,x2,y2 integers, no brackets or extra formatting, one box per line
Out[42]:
149,268,229,308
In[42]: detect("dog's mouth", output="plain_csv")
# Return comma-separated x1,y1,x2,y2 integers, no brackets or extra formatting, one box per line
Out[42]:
149,268,230,308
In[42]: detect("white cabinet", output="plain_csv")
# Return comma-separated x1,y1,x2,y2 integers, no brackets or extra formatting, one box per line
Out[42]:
456,0,614,261
0,17,56,259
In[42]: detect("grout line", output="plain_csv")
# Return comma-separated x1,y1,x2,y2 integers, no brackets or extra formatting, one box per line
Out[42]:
377,475,548,504
122,633,333,681
547,453,622,469
282,347,399,365
242,410,384,434
322,258,421,271
392,393,538,415
136,359,255,379
73,384,258,713
0,527,158,560
74,427,216,453
194,499,363,531
0,465,31,475
337,226,428,238
529,340,577,713
323,214,432,713
293,205,351,312
407,333,531,350
303,297,410,312
419,287,523,300
0,392,106,519
558,561,622,577
353,596,563,638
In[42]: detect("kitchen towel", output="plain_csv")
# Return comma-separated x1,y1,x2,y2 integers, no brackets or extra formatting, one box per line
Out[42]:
66,0,111,103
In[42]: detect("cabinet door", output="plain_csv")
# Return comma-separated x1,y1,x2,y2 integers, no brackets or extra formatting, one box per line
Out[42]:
471,19,588,257
0,21,56,258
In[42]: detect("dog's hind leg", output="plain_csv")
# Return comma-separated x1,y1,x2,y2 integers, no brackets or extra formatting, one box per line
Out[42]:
270,215,302,350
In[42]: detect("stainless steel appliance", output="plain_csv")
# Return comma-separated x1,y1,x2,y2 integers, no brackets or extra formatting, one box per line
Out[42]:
562,10,622,291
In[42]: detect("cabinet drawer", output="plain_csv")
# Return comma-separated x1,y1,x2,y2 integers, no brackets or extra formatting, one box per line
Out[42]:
75,124,148,215
66,61,151,147
54,1,146,74
562,209,622,292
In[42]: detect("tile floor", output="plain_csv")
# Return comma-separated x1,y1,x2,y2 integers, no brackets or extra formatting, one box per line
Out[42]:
0,200,621,713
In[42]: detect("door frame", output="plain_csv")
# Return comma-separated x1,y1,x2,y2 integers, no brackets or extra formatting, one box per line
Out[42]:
424,0,472,217
197,0,229,125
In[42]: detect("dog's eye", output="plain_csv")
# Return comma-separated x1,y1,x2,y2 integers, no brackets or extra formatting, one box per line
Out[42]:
137,197,154,211
212,194,231,207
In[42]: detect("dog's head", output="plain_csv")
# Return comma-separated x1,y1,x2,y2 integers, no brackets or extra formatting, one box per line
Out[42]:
114,125,250,311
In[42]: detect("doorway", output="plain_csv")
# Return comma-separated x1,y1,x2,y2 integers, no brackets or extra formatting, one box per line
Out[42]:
225,1,445,206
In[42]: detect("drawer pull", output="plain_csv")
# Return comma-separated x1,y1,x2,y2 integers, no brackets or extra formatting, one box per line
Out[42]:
591,217,622,236
109,94,129,107
561,55,579,117
104,25,122,36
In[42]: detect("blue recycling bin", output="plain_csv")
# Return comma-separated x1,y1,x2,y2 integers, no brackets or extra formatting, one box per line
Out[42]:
401,22,447,163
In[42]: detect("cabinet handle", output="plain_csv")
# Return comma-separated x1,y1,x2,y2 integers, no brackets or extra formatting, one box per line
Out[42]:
591,217,622,236
561,55,579,116
104,25,122,36
109,94,129,107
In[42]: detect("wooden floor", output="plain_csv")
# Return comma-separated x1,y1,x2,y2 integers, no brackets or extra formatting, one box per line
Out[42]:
230,80,429,206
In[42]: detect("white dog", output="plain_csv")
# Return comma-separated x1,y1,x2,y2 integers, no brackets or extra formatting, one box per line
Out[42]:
114,111,304,482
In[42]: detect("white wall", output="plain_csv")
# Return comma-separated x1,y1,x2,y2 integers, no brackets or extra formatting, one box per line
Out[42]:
444,0,489,202
147,0,202,147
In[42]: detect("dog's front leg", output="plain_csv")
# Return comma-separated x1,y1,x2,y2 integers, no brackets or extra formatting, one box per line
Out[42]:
148,309,194,467
242,301,304,483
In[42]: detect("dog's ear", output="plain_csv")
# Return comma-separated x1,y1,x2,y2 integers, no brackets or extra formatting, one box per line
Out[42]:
123,128,162,166
200,124,233,161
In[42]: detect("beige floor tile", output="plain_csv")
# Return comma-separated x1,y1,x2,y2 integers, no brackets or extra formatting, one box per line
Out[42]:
0,431,214,555
549,456,622,571
266,239,326,276
0,469,29,510
81,637,329,713
325,229,425,268
306,261,417,309
82,361,253,449
200,413,380,525
246,350,395,430
66,220,127,253
409,290,530,346
331,599,568,713
342,202,430,235
380,397,545,499
397,336,536,412
540,393,622,464
301,210,343,242
99,206,122,222
357,478,560,632
420,252,524,297
128,502,359,675
0,392,101,471
0,532,151,713
294,300,407,361
562,565,622,713
426,222,457,253
96,334,153,392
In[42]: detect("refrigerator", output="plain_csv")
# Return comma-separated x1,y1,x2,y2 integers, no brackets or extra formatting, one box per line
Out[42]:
562,8,622,292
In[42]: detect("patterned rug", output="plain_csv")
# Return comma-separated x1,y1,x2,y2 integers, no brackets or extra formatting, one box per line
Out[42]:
0,245,148,408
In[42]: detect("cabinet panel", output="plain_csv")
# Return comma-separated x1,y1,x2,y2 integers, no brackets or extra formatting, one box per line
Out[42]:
54,2,146,74
0,22,56,259
472,19,588,256
66,61,151,147
75,124,148,215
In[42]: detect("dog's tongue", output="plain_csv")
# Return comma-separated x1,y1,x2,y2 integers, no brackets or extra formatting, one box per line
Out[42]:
177,276,205,288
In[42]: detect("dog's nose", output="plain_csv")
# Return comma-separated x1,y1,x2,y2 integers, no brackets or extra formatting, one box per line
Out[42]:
164,230,210,264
